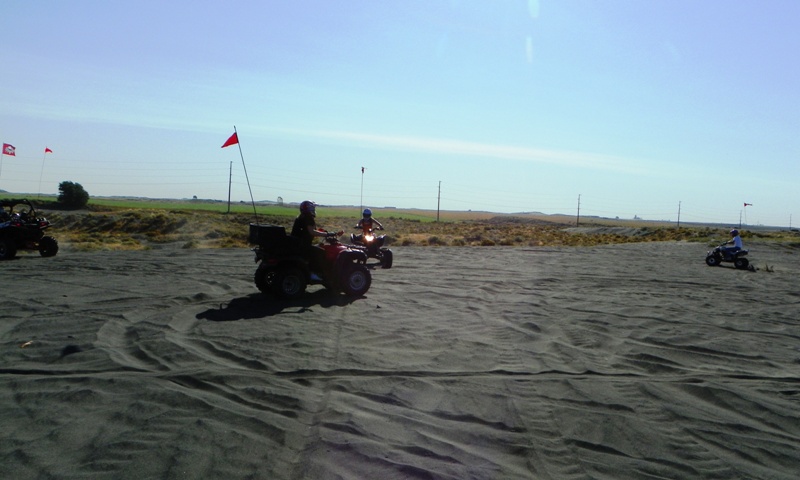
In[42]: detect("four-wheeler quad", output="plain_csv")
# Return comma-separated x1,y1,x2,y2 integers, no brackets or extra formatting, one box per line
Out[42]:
349,226,393,269
0,198,59,260
705,241,749,269
250,224,371,298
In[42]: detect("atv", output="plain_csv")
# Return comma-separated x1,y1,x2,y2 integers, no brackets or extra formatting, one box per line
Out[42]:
250,224,371,298
705,242,749,269
349,226,393,269
0,199,59,260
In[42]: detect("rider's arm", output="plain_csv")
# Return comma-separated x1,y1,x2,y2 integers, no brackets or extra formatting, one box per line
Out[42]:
374,219,384,229
307,225,328,238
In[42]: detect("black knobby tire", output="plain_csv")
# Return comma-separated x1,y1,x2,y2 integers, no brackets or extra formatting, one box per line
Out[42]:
380,249,393,269
0,238,17,260
734,257,749,270
705,255,720,267
340,263,371,296
39,236,59,257
254,265,275,293
273,267,307,298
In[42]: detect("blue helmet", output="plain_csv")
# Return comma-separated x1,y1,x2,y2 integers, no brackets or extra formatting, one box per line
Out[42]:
362,208,372,217
730,229,739,236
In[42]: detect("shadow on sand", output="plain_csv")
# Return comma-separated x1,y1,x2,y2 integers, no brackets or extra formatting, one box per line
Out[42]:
196,290,360,322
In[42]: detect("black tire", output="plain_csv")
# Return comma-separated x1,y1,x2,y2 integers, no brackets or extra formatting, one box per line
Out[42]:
734,257,749,270
272,267,307,298
380,249,393,269
0,238,17,260
340,264,371,296
39,236,59,257
254,265,275,293
705,255,720,267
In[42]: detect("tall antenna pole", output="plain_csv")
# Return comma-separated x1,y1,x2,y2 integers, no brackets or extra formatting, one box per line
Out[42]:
437,181,441,222
677,201,681,228
576,194,581,226
360,167,365,212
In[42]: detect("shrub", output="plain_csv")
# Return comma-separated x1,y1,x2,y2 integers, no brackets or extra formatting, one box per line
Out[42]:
57,181,90,209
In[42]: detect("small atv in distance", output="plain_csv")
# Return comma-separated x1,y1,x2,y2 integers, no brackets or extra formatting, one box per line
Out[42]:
0,199,59,260
705,242,749,269
250,224,371,298
350,227,393,269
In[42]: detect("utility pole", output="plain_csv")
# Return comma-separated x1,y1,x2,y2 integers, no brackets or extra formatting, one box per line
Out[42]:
436,181,441,222
226,161,232,214
677,201,681,228
576,194,581,226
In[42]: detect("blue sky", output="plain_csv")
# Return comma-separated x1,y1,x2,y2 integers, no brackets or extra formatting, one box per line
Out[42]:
1,1,798,226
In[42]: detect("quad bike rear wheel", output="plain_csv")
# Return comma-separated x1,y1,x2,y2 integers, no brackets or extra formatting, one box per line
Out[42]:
39,236,58,257
273,267,307,298
254,265,276,293
340,264,371,296
705,255,720,267
734,257,749,270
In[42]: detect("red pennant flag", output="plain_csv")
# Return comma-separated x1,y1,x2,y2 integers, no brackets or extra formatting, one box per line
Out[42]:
45,147,53,153
744,202,752,207
361,167,365,174
221,132,239,148
2,143,16,156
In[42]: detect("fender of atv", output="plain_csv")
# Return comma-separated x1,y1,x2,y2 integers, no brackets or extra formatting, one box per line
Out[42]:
337,249,368,265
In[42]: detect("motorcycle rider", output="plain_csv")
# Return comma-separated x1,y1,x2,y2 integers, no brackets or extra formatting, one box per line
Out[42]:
291,200,341,279
721,229,743,258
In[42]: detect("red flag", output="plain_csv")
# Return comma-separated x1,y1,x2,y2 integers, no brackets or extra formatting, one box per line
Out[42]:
45,147,53,154
221,132,239,148
744,202,752,207
361,167,365,174
2,143,15,156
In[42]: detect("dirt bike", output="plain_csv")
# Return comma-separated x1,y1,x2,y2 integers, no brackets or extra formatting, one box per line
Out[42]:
349,226,393,269
0,198,59,260
250,224,371,298
705,241,749,269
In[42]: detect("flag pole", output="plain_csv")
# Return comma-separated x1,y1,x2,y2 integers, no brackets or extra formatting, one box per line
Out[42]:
38,149,48,199
233,126,259,224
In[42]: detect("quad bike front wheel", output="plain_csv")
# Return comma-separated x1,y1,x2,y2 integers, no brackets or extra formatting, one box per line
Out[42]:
340,264,371,296
380,249,393,269
39,236,59,257
705,255,720,267
734,257,750,270
273,267,307,298
0,239,17,260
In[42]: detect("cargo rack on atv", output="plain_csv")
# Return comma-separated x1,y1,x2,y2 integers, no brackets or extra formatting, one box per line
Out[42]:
249,224,302,254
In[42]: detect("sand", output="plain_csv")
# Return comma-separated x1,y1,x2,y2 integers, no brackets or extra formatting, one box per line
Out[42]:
2,241,799,479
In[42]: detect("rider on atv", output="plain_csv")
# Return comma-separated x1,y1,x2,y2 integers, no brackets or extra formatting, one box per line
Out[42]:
354,208,383,240
721,229,743,257
291,200,342,279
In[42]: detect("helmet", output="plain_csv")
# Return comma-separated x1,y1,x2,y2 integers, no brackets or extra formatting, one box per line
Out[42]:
730,229,739,236
362,208,372,217
300,200,316,217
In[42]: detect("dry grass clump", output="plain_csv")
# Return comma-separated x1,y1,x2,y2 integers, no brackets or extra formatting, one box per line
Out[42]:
39,207,797,252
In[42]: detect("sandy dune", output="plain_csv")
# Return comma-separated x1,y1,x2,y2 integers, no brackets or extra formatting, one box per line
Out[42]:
2,241,799,479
